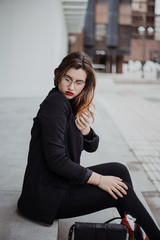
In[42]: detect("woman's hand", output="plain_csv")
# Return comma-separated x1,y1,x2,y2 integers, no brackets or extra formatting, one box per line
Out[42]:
87,172,128,200
75,112,90,135
98,175,128,200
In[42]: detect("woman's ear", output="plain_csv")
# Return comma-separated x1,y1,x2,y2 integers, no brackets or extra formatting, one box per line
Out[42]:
54,68,59,76
54,68,59,86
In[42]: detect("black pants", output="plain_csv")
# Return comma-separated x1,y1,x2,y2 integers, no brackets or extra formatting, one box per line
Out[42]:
56,163,160,240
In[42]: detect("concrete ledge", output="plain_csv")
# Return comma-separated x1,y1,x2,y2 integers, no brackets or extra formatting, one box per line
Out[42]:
0,191,58,240
0,187,155,240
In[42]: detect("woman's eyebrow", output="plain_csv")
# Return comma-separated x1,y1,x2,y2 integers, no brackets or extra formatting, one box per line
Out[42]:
76,79,85,82
65,74,85,82
65,74,72,79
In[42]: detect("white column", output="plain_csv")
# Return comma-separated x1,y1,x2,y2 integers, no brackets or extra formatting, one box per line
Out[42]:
0,0,68,97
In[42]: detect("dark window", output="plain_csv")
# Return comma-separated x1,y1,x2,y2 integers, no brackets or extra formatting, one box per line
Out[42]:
148,5,154,13
120,0,131,3
133,16,143,23
147,16,154,24
119,26,131,48
132,26,138,35
96,0,107,3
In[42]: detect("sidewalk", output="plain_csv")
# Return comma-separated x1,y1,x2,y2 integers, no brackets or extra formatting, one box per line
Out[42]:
111,71,160,84
0,73,160,239
95,72,160,225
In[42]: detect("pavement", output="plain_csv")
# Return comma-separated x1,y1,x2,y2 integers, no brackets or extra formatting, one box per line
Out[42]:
0,72,160,239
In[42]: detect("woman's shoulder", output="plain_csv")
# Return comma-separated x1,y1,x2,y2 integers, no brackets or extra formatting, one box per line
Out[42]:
40,87,72,113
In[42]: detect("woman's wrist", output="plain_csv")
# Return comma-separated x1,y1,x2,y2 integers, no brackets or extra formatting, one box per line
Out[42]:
96,175,102,186
81,126,90,136
87,172,103,186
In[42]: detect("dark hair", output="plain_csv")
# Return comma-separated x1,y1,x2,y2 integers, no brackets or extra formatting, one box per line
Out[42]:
54,52,96,120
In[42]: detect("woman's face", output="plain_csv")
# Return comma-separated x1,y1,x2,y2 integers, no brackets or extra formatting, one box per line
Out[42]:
58,68,87,99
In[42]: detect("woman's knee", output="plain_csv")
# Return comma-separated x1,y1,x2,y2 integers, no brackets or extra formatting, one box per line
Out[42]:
113,162,129,176
113,162,133,186
120,163,129,175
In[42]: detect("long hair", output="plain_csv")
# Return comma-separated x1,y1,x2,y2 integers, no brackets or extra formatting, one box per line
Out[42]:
54,52,96,121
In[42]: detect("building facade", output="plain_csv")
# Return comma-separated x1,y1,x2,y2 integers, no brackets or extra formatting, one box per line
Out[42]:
84,0,132,73
130,0,160,63
81,0,160,73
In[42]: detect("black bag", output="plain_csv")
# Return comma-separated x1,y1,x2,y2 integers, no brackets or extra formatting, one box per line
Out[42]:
68,217,127,240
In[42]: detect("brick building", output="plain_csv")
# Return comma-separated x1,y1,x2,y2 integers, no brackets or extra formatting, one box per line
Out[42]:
131,0,160,64
84,0,132,73
69,0,160,73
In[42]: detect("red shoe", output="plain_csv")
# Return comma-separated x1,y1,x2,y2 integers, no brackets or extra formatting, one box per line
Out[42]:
121,214,149,240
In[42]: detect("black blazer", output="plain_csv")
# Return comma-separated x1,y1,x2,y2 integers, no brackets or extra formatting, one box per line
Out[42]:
17,87,99,225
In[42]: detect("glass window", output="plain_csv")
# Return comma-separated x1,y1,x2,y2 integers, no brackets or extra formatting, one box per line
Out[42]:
120,0,131,3
96,0,107,3
95,24,106,43
147,16,154,24
119,26,131,48
148,5,154,13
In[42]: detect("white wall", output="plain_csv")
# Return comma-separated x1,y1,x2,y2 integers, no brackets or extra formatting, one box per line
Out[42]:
0,0,68,97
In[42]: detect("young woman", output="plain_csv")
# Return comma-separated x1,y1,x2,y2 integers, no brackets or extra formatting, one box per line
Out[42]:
17,52,160,240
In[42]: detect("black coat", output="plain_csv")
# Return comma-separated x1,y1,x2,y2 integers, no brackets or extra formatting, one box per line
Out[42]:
17,87,99,225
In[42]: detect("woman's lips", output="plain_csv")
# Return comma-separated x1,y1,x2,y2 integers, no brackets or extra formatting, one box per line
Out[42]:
66,91,74,96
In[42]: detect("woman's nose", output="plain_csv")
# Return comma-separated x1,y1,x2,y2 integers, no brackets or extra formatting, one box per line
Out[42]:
68,82,75,90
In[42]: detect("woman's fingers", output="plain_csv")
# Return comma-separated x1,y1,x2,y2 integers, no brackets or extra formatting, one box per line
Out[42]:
76,117,85,127
113,177,128,190
116,181,128,191
120,182,128,191
113,180,128,196
115,177,123,182
108,185,127,200
108,189,118,200
75,114,90,129
98,176,128,200
81,113,90,123
115,185,127,196
79,115,90,126
75,117,83,129
75,115,90,135
79,116,88,126
112,187,124,198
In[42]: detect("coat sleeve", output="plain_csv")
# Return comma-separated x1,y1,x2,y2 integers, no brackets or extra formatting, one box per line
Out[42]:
38,93,90,184
83,128,99,152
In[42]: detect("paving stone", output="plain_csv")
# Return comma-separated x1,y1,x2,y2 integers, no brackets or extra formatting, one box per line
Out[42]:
97,87,160,192
143,192,160,227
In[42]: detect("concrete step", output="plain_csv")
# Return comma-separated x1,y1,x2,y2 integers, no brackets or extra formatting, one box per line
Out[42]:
0,191,58,240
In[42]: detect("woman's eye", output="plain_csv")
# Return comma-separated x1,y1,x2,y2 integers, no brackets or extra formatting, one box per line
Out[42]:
76,81,83,85
65,78,70,82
